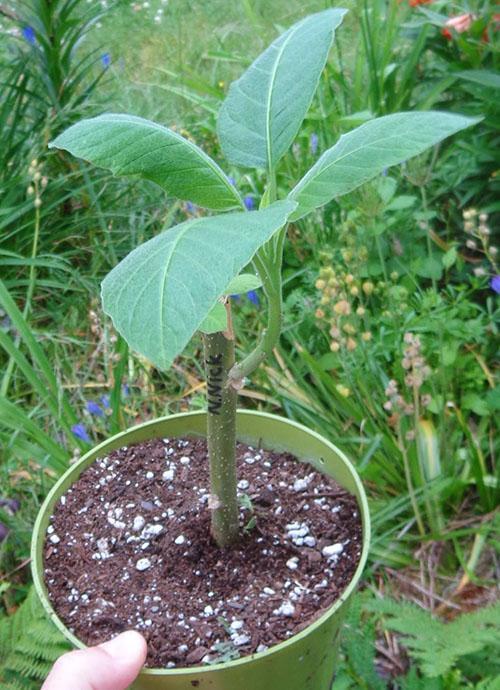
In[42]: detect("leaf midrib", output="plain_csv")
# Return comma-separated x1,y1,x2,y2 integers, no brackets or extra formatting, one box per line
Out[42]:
58,114,243,209
265,21,304,171
291,115,467,200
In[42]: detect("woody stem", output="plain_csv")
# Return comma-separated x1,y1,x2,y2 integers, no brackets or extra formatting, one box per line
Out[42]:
203,329,239,548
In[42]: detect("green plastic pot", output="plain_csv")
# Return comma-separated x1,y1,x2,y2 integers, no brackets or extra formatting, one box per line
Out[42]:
32,410,370,690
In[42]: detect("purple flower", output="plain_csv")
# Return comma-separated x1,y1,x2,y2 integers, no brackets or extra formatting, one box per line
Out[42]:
244,195,254,211
71,423,91,443
101,52,111,69
247,290,259,306
490,275,500,294
185,201,196,214
0,497,20,515
22,26,36,45
100,394,110,409
86,400,104,417
310,133,319,155
0,523,8,543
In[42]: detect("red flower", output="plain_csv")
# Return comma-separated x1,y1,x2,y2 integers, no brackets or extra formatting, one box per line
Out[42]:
397,0,433,5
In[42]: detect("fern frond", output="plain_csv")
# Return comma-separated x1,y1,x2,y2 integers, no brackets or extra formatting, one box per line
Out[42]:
340,592,387,690
368,598,500,678
0,587,71,689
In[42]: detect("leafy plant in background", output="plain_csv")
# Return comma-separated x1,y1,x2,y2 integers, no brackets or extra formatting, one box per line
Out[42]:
49,7,478,547
335,591,500,689
0,0,117,286
0,587,70,689
0,0,141,478
413,1,500,212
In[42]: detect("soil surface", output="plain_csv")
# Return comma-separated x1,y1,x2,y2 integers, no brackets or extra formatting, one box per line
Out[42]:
43,436,362,668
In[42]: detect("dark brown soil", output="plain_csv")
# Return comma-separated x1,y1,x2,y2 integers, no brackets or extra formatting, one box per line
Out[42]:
43,436,362,668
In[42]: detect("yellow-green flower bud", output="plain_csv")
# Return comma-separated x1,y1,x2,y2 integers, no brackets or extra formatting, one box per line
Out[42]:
336,384,351,397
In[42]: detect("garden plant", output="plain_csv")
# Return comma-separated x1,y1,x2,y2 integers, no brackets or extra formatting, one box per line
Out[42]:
1,1,498,689
28,5,482,684
47,8,477,546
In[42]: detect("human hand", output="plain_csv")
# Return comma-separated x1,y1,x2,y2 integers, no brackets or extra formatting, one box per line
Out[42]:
42,630,147,690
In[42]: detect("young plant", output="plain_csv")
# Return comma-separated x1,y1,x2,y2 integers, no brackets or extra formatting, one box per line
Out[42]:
48,8,478,548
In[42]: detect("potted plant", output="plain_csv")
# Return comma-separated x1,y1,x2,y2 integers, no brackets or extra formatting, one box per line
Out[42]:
31,8,478,690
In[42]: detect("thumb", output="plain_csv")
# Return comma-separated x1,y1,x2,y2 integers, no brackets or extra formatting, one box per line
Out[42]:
42,630,147,690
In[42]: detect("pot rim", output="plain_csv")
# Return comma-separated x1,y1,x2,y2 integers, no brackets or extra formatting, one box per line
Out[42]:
31,409,370,675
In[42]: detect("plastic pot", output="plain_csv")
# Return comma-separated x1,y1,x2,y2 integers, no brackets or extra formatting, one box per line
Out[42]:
32,410,370,690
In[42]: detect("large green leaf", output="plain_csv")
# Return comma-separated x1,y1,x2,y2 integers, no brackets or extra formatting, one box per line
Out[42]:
49,114,242,211
217,8,347,170
101,201,296,370
289,111,480,219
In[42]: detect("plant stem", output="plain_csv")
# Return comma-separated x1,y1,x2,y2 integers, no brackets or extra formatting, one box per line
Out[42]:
420,186,437,291
203,328,239,548
228,247,283,387
396,421,425,537
375,233,388,283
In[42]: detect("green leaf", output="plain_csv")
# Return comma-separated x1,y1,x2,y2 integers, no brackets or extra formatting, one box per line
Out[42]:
339,110,374,127
416,419,441,481
485,387,500,412
462,393,490,417
441,341,458,366
455,70,500,89
217,8,347,170
101,200,296,370
386,195,417,211
198,302,227,334
377,176,397,204
49,114,242,211
442,246,457,269
223,273,262,295
412,256,443,281
289,111,480,219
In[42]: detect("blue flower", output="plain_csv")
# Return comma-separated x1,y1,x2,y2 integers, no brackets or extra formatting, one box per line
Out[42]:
244,195,254,211
101,52,111,69
310,133,318,155
71,423,91,443
122,383,130,397
185,201,196,214
490,275,500,294
22,26,36,45
247,290,259,306
100,394,111,409
228,176,236,186
86,400,104,417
